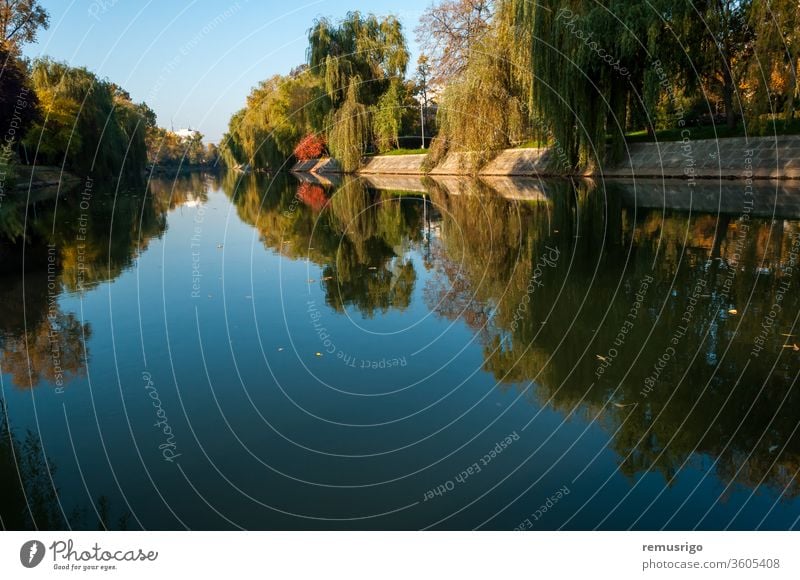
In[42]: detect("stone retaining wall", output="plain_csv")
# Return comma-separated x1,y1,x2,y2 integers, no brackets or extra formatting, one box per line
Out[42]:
292,158,342,174
291,135,800,179
359,154,428,174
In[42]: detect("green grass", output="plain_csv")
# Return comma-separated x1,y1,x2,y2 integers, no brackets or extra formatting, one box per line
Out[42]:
625,118,800,143
378,148,429,156
512,139,549,149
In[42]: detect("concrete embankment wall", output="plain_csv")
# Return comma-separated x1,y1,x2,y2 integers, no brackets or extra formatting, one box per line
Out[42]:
292,135,800,179
359,154,428,174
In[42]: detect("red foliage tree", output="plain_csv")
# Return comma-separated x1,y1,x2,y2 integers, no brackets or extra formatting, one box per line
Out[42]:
293,133,327,160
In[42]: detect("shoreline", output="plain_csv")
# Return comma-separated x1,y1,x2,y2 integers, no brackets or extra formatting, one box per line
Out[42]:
292,135,800,181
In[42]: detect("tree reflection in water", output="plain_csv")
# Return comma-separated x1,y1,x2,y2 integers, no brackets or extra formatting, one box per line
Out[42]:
424,177,800,500
224,173,423,317
1,170,798,528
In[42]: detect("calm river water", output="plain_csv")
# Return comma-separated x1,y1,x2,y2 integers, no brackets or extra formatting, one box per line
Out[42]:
1,171,799,530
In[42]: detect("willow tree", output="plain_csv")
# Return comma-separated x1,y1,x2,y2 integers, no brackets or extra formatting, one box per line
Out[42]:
746,0,799,128
508,0,682,166
307,11,409,166
371,81,403,152
24,59,148,181
328,81,370,172
220,69,327,170
432,0,531,171
308,12,408,106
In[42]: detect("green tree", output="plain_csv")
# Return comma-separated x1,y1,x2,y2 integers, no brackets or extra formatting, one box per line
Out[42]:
24,59,149,181
746,0,799,127
371,81,403,153
307,11,408,107
0,45,39,175
220,70,327,170
432,0,531,170
328,81,370,171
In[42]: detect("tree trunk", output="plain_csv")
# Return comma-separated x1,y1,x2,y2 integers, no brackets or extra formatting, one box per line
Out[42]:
722,71,737,130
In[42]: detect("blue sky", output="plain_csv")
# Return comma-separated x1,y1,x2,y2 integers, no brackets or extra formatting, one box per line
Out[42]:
24,0,429,143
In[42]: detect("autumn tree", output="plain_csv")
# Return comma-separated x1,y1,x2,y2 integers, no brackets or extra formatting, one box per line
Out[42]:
746,0,799,127
691,0,754,129
0,0,49,51
414,0,493,87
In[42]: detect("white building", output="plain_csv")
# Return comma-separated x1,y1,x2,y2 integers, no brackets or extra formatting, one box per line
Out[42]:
174,128,200,141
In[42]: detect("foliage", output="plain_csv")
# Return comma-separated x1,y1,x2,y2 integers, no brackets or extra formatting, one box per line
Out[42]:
746,0,800,129
434,1,530,170
23,58,150,181
0,46,39,148
225,11,415,169
146,127,215,167
220,70,327,170
307,11,409,107
293,132,327,160
0,0,49,51
327,81,370,172
371,81,403,153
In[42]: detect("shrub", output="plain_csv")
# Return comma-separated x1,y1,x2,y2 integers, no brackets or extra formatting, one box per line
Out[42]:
293,133,327,160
